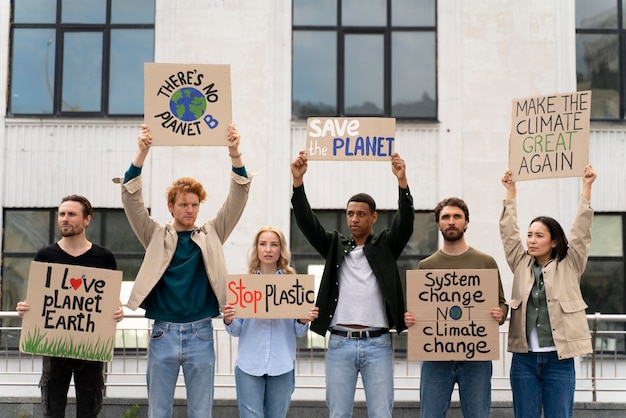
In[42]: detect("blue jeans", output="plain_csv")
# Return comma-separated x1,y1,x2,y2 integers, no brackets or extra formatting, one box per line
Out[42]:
510,352,575,418
147,318,216,418
234,366,294,417
325,333,393,418
419,360,492,418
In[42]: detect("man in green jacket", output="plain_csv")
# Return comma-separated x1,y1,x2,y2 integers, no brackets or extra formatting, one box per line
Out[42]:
290,150,414,418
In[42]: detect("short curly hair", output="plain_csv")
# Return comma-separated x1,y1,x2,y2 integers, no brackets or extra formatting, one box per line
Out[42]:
165,177,207,205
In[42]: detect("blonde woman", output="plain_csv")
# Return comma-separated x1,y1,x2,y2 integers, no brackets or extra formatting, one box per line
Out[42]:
223,226,318,418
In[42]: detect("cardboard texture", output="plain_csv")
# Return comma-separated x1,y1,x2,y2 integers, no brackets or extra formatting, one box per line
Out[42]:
406,269,499,361
305,117,396,161
20,261,122,362
144,63,232,146
509,90,591,181
226,274,315,319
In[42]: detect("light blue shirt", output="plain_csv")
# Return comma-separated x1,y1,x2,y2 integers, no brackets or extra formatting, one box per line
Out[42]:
224,270,310,376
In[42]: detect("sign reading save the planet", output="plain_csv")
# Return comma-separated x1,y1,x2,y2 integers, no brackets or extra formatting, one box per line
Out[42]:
19,262,122,362
226,274,315,319
305,117,396,161
406,269,499,361
144,63,232,146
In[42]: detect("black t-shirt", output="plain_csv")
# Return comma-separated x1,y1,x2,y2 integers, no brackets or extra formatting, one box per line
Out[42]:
34,243,117,270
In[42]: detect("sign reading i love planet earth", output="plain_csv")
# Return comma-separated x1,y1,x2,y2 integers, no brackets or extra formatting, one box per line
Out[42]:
144,63,232,146
19,261,122,362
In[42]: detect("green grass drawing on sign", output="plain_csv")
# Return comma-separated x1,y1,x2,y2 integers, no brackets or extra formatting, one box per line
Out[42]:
21,326,114,361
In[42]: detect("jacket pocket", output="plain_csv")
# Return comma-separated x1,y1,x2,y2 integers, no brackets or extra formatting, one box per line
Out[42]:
559,299,590,341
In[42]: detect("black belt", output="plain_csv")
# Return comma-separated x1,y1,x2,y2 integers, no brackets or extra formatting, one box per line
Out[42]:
330,328,389,339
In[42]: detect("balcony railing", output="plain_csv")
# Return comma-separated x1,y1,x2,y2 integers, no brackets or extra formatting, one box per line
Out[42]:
1,311,625,402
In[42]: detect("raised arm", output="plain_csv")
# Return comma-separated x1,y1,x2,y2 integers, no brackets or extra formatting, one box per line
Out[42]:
291,151,308,188
227,123,244,169
391,153,408,189
501,168,516,200
133,124,152,168
582,164,597,201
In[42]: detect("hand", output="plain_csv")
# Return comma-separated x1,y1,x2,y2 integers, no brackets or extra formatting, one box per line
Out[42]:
404,311,417,328
582,164,597,185
501,169,516,199
222,304,236,325
227,124,241,151
138,124,152,151
16,301,29,318
298,306,319,324
114,306,124,323
490,307,504,323
291,151,308,187
391,153,408,188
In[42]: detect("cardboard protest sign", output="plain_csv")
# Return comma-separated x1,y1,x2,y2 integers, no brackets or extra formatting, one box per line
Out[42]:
406,269,499,361
227,274,315,319
509,91,591,181
305,117,396,161
20,262,123,362
144,63,232,146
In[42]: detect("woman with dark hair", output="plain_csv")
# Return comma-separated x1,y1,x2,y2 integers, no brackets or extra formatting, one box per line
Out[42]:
499,164,597,418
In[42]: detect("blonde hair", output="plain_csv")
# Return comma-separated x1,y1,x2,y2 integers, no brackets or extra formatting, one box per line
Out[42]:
165,177,207,205
248,226,296,274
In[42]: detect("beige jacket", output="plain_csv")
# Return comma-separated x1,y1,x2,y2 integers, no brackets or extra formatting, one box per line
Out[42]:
122,171,251,312
499,196,593,359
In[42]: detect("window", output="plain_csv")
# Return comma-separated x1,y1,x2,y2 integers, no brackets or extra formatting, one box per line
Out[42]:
9,0,155,116
292,0,437,120
575,0,625,120
1,208,145,348
582,213,626,352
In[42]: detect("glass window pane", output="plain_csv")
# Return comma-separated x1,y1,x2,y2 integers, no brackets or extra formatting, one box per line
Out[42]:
116,258,143,282
392,32,436,118
404,212,439,256
3,211,50,252
590,215,623,257
392,0,436,26
575,0,618,29
582,260,624,313
342,0,386,26
345,34,383,115
293,0,337,26
293,31,337,118
111,0,156,24
109,29,154,115
10,29,56,114
1,257,32,316
62,32,103,112
103,211,145,253
576,34,619,119
13,0,56,23
62,0,106,23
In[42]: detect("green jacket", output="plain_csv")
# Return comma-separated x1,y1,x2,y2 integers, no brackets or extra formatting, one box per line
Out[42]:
291,185,414,336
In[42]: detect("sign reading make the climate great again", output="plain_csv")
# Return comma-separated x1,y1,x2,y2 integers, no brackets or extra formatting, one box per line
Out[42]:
144,63,232,146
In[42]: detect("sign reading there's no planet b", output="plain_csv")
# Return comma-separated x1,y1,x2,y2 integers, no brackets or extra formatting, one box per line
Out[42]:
509,90,591,181
406,269,499,361
144,63,232,146
305,117,396,161
227,274,315,319
20,262,122,362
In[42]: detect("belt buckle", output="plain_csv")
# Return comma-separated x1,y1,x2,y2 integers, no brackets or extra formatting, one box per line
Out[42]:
350,330,367,338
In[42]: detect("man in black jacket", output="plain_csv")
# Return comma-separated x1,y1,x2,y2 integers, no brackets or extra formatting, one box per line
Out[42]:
290,151,414,418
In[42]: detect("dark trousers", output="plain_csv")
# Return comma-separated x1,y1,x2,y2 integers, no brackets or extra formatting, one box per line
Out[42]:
39,356,104,418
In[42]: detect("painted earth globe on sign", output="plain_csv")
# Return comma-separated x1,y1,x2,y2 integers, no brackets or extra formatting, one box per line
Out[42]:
169,87,207,122
449,305,463,320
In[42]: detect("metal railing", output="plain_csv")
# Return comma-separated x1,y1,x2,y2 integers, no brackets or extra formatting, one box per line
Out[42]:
1,312,625,402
